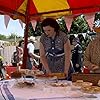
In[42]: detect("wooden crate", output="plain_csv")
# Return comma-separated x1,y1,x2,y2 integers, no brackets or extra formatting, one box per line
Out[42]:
72,73,100,86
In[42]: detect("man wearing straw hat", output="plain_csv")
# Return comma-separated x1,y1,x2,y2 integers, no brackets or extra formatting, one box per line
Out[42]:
27,36,40,70
83,19,100,73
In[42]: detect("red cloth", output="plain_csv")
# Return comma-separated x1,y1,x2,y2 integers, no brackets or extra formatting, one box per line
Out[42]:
6,66,17,76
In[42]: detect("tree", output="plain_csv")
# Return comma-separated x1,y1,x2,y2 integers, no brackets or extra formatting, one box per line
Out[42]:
34,21,42,36
8,33,18,39
28,22,35,36
57,17,68,34
0,34,6,40
70,15,90,34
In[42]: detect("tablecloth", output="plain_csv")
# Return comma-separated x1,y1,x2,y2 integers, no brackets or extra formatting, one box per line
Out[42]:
0,79,100,100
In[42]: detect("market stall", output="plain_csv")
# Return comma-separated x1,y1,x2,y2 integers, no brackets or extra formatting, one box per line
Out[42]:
0,1,100,99
0,0,100,68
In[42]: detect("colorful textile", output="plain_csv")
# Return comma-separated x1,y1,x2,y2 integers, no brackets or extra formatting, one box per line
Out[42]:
0,0,100,22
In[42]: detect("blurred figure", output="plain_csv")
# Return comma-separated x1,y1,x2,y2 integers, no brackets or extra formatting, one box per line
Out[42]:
0,56,6,80
83,19,100,73
11,46,20,67
17,39,24,66
71,37,83,72
78,34,85,51
27,36,40,70
69,34,75,45
11,39,24,67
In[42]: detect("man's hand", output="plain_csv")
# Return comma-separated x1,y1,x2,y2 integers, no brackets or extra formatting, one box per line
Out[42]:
91,64,99,71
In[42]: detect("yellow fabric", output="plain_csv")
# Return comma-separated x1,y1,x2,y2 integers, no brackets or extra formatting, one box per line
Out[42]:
17,0,28,14
15,0,72,21
33,0,72,17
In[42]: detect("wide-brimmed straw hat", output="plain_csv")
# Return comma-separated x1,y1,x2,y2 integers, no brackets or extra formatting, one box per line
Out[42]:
28,36,36,42
93,19,100,33
93,19,100,28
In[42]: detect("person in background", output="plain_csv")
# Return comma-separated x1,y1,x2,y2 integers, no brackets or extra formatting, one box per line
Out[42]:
40,18,72,80
83,19,100,73
78,34,85,51
17,39,24,66
11,40,24,67
11,46,19,67
27,36,40,70
69,34,75,45
0,56,6,80
71,37,83,72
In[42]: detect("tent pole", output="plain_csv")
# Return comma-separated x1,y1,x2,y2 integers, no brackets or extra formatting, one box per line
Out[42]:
21,19,29,69
21,0,30,69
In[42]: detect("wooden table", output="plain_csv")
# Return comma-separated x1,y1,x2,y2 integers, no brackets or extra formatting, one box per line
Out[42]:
72,73,100,85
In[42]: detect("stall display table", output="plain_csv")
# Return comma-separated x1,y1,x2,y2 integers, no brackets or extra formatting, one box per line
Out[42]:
0,78,100,100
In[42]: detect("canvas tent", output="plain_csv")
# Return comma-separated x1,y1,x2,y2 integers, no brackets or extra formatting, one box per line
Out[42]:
0,0,100,68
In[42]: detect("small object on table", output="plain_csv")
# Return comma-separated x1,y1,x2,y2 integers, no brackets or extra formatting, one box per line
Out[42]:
36,73,66,80
83,66,90,74
11,71,22,79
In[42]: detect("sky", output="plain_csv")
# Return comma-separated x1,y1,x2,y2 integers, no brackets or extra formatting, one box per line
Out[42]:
0,15,25,37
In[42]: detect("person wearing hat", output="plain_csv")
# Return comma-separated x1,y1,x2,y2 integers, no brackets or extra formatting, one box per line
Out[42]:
71,37,83,72
83,19,100,73
27,36,40,70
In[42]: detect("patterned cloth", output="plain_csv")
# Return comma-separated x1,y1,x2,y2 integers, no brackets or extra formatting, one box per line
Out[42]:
40,31,68,73
83,36,100,69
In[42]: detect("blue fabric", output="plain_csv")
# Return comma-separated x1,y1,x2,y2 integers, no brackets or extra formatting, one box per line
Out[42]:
67,65,75,81
26,58,33,70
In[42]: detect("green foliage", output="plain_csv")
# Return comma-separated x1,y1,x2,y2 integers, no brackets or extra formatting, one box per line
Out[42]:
34,21,42,36
28,12,100,37
95,12,100,21
8,33,18,39
28,22,42,37
57,17,68,34
0,34,6,40
70,15,90,34
28,22,35,36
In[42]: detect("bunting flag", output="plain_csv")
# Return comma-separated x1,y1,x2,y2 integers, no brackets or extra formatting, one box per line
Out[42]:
4,15,10,28
64,16,73,32
84,13,95,30
19,19,23,28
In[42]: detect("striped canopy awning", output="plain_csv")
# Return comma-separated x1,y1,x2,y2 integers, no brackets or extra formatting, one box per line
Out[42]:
0,0,100,22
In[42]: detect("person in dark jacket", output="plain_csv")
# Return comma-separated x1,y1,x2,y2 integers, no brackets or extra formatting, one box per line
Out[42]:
71,37,83,72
